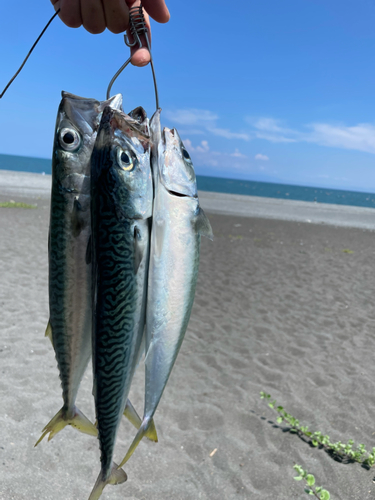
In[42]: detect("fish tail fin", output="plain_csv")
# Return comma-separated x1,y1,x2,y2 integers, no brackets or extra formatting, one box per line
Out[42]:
45,320,53,345
118,419,152,468
145,419,158,442
34,406,97,447
123,400,158,442
69,407,98,436
88,463,127,500
123,399,140,429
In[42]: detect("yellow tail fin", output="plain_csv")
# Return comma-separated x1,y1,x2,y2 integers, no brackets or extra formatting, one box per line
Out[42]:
118,419,153,469
123,401,158,442
145,419,158,443
35,406,97,446
88,463,127,500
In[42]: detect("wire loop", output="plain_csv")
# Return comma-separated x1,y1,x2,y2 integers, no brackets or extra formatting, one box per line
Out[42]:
106,4,159,110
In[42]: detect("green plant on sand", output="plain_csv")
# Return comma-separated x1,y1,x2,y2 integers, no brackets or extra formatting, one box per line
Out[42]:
293,464,330,499
0,201,37,208
260,392,375,468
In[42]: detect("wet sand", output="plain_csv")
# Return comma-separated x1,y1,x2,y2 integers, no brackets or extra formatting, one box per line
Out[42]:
1,172,375,499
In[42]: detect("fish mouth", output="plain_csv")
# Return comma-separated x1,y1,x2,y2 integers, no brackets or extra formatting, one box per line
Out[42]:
160,127,198,199
166,189,189,198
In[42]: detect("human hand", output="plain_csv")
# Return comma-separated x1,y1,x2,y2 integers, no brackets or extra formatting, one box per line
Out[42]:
50,0,170,66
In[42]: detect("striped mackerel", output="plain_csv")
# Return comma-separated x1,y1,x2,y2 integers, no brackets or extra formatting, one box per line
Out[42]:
89,106,153,499
36,92,122,446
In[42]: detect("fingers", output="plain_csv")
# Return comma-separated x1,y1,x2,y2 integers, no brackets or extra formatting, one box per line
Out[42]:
131,47,151,67
80,0,106,34
50,0,59,9
102,0,129,34
51,0,82,29
142,0,170,23
52,0,126,34
50,0,170,67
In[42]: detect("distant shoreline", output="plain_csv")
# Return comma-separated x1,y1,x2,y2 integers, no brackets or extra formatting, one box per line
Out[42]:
1,169,375,230
2,152,375,209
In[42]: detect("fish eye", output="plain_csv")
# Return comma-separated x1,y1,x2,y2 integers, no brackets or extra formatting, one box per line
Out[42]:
63,132,74,144
59,127,81,152
182,147,192,162
117,148,135,171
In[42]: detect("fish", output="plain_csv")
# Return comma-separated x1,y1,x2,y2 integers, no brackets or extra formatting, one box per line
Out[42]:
35,92,122,446
118,110,213,468
36,93,153,446
88,105,153,500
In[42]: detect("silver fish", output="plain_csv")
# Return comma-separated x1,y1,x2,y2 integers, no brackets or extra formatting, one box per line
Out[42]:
118,110,213,467
36,94,153,446
89,106,153,500
35,92,123,446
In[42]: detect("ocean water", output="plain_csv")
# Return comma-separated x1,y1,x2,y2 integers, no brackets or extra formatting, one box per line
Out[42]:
197,175,375,209
0,153,51,175
1,153,375,209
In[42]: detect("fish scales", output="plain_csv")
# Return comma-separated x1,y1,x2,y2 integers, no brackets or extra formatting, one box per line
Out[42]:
89,105,152,499
35,93,108,445
36,93,152,448
49,176,91,408
118,110,213,467
93,142,140,469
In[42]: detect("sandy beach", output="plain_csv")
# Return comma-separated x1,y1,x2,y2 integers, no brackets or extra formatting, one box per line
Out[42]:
2,171,375,500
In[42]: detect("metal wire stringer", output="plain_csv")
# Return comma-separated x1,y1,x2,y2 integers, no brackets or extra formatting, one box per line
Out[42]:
0,9,60,99
106,4,159,109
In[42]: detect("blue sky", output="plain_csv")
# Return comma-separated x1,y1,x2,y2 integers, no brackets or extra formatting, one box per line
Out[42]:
1,0,375,191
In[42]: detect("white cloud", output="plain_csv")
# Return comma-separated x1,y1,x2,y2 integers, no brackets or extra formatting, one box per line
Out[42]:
249,118,298,143
249,117,375,154
255,153,269,161
184,139,252,172
231,149,247,158
165,108,249,142
253,118,291,133
183,138,194,150
205,158,219,167
182,140,275,177
196,140,209,153
164,109,218,126
305,123,375,154
255,132,297,143
184,139,210,153
172,112,375,157
206,126,250,141
176,128,206,136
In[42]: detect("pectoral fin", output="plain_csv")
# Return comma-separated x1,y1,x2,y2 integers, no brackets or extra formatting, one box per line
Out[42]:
86,234,92,265
196,207,213,240
154,215,166,258
45,320,53,346
133,226,144,274
71,198,85,237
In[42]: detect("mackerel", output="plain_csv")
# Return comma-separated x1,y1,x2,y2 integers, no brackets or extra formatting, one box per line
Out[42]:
118,110,213,467
36,92,122,445
36,93,150,445
89,106,153,499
